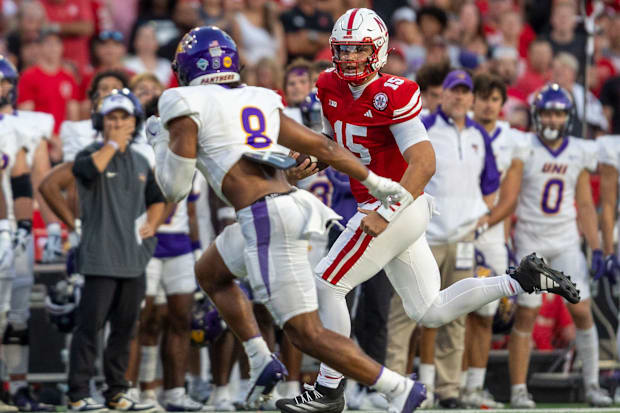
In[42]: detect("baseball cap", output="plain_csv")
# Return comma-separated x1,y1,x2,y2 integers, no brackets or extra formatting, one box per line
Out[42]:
442,70,473,91
100,93,135,116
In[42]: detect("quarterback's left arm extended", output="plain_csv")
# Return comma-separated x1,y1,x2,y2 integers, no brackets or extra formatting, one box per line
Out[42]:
576,169,601,251
156,116,198,202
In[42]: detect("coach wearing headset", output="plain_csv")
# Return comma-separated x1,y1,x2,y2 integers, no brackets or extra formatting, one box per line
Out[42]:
67,89,165,412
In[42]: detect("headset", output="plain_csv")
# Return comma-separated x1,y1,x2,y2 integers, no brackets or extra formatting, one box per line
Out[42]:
91,88,144,137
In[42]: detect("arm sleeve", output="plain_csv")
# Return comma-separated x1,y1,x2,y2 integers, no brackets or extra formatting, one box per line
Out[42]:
72,146,100,185
389,116,429,154
158,88,202,129
145,168,166,207
480,130,501,196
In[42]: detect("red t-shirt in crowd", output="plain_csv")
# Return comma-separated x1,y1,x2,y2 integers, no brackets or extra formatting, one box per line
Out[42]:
41,0,95,71
18,65,79,133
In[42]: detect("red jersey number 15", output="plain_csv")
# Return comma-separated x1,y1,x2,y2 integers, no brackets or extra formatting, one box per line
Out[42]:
334,120,371,165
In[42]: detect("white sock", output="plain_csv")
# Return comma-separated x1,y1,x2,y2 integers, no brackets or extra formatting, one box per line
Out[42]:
371,367,408,399
316,364,343,389
5,344,28,377
576,326,599,387
9,380,27,395
460,372,467,390
139,346,158,383
212,385,230,401
511,383,527,396
164,387,185,402
239,379,250,392
278,381,299,397
466,367,486,391
142,389,157,400
418,363,435,388
242,336,271,370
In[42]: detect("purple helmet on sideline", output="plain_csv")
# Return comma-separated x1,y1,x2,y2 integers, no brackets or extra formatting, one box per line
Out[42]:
191,291,226,346
172,26,241,86
531,83,573,141
0,56,18,107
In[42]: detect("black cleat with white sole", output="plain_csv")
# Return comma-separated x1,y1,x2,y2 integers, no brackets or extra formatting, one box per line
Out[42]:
509,252,580,304
276,381,345,413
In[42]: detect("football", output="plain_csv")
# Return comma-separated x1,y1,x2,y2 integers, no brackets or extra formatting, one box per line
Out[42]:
295,154,329,171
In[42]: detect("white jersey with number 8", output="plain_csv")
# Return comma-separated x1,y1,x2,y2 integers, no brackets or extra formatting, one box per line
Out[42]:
159,84,288,204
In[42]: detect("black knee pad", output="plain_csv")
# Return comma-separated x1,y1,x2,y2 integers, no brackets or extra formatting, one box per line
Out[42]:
2,324,29,346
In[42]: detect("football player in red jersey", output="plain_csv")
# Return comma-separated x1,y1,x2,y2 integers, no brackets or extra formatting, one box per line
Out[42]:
275,8,580,413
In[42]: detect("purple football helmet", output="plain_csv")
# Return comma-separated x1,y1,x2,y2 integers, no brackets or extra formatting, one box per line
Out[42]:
172,26,241,86
191,292,226,346
299,91,322,132
0,56,18,107
531,83,573,141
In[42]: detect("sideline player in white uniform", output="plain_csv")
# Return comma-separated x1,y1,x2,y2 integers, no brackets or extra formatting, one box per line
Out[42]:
148,25,429,413
596,134,620,404
0,134,17,413
460,73,523,408
0,57,57,412
280,9,578,413
499,83,611,408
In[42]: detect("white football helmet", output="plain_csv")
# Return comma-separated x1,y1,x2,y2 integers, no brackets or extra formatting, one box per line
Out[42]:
330,8,389,82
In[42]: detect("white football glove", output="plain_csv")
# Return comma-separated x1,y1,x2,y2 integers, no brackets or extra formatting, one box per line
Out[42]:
0,225,13,273
145,115,170,150
42,222,64,263
362,171,414,209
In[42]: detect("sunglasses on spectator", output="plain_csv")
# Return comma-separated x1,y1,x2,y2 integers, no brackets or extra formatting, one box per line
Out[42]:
98,31,124,42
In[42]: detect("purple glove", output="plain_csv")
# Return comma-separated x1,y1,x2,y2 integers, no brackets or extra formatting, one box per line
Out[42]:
605,254,620,284
591,249,605,280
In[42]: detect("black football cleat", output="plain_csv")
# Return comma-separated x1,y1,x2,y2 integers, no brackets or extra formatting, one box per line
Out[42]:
276,381,345,413
508,253,580,304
